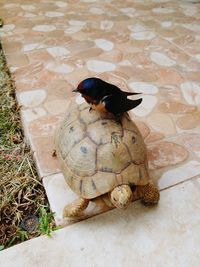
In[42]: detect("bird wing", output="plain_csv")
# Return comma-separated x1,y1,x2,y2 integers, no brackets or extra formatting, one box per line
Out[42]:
102,94,142,114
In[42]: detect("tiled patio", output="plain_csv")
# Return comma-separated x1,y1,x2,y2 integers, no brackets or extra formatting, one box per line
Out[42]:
0,0,200,265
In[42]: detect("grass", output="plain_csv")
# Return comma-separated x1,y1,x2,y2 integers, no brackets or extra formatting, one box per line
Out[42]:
39,208,60,237
0,41,57,249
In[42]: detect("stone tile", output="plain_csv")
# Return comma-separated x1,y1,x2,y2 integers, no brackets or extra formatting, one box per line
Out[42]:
72,47,102,60
21,108,47,123
150,51,176,67
15,77,48,92
17,89,47,108
130,95,157,117
145,132,164,144
1,40,22,54
147,113,176,136
176,112,200,131
43,173,111,226
1,180,200,267
46,79,74,101
44,99,70,115
185,70,200,83
129,81,158,94
159,86,182,102
61,68,90,87
45,62,74,74
156,68,184,85
15,69,64,92
147,141,189,170
14,62,44,81
158,161,200,189
31,135,60,178
117,66,158,82
180,81,200,106
47,46,70,58
98,49,122,63
157,102,197,114
32,25,56,32
43,173,75,226
5,53,29,69
172,35,200,56
176,133,200,158
27,49,54,63
28,115,62,137
86,59,116,72
1,1,200,256
146,38,191,70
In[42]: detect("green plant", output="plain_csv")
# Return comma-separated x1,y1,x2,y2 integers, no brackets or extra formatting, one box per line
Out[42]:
6,229,29,248
39,207,60,237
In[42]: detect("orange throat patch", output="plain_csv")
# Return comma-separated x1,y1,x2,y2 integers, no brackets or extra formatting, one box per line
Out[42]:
82,95,107,112
91,102,107,112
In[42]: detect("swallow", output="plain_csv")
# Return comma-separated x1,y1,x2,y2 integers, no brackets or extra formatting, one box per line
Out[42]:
73,77,142,115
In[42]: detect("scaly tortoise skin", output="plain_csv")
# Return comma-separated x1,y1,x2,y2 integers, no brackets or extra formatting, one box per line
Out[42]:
55,100,160,217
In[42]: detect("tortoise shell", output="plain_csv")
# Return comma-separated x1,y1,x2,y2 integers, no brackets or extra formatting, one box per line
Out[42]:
55,100,149,199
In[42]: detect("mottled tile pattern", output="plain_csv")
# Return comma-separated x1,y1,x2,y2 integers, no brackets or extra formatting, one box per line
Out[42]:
0,0,200,225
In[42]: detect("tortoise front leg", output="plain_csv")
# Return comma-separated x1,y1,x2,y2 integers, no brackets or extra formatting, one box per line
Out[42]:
141,183,160,205
63,198,89,217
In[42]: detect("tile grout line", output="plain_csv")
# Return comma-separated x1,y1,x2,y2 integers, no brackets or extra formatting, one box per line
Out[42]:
159,35,194,58
41,170,62,180
160,172,200,192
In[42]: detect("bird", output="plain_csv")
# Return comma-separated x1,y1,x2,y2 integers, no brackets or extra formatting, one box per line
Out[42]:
72,77,142,115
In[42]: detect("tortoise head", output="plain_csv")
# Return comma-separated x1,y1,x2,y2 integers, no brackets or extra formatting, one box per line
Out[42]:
110,185,132,209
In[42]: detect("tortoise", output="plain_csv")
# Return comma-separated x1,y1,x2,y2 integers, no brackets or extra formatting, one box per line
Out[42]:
55,100,160,217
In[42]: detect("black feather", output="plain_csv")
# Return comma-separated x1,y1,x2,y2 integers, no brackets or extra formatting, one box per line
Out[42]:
103,95,142,115
75,77,143,114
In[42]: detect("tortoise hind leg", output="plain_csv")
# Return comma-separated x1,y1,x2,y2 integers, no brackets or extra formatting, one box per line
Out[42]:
141,183,160,205
63,198,89,218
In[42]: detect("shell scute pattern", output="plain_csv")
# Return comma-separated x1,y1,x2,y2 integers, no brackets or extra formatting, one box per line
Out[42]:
66,137,97,177
122,130,146,165
87,119,122,145
58,119,86,159
63,106,80,127
56,101,149,199
121,114,139,132
97,142,131,173
80,108,102,125
119,163,149,186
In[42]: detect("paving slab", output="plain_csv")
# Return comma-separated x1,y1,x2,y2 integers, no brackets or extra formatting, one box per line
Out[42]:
0,0,200,234
0,179,200,267
0,2,200,265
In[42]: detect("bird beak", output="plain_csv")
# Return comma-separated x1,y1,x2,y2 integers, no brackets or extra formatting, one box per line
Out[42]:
72,88,79,93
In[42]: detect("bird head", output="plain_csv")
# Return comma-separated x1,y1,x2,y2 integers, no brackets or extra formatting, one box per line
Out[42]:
73,78,96,96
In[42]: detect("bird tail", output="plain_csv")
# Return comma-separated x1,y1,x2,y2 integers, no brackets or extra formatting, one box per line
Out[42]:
125,92,141,96
123,98,142,112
